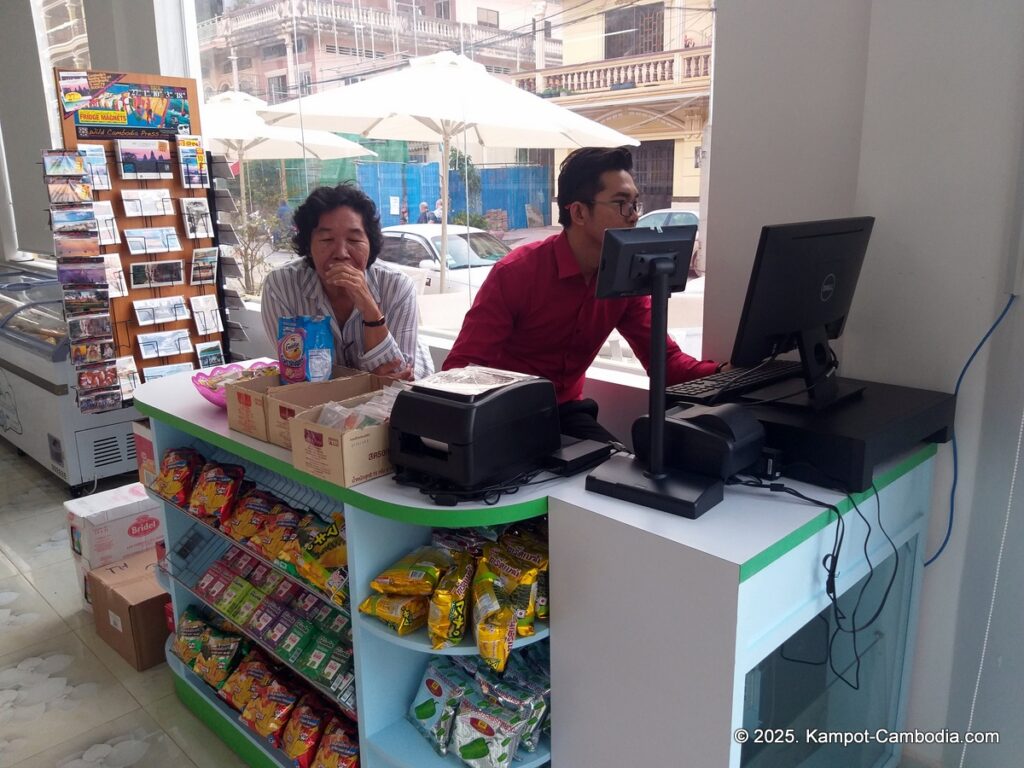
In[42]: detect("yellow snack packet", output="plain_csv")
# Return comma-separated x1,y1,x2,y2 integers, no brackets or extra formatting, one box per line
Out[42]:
370,546,452,596
483,543,540,637
472,559,516,672
358,594,429,635
497,533,550,621
429,552,474,650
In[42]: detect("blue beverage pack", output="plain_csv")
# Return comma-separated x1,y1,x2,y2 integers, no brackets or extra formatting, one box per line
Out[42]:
277,315,333,384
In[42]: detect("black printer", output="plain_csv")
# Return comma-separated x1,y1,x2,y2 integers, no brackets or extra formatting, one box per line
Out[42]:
389,369,561,489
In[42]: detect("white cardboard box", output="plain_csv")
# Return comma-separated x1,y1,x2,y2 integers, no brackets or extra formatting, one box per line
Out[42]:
65,482,164,569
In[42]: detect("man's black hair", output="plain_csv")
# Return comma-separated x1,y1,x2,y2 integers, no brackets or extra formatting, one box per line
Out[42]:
291,182,383,267
556,146,634,228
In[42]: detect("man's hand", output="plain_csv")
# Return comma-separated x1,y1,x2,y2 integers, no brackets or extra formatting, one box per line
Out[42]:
372,359,414,381
324,262,377,315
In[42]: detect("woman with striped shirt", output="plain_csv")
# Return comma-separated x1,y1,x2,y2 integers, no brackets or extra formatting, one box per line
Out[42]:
261,184,433,380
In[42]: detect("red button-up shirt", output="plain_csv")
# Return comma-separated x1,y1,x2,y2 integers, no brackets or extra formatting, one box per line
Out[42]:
443,231,717,403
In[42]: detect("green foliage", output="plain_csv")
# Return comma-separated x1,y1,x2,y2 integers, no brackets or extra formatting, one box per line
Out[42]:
449,147,481,197
450,211,489,229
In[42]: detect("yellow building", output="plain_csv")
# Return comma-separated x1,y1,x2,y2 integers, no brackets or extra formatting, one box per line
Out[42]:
516,0,713,209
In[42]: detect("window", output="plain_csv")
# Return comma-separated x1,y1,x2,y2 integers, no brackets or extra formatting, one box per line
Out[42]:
477,8,499,28
262,42,287,60
435,1,450,20
299,70,313,96
381,235,433,267
605,2,665,60
267,74,288,104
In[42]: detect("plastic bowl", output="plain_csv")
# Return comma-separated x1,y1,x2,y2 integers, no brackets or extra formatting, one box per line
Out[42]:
191,361,279,409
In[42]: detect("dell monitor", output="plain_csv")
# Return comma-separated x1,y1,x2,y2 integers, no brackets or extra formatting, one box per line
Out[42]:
732,216,875,409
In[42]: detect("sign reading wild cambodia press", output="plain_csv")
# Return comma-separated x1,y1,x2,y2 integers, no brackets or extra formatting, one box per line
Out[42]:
58,70,192,139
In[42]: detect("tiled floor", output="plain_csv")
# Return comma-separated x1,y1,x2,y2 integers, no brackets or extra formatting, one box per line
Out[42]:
0,439,247,768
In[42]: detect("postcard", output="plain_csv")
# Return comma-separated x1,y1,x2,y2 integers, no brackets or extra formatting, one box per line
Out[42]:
76,364,118,392
51,206,97,235
190,247,219,285
133,295,190,326
181,198,213,239
78,387,123,415
121,189,174,218
196,340,225,368
93,201,119,246
142,362,194,382
137,329,193,359
177,135,209,188
70,338,116,367
116,139,173,180
124,227,181,255
78,144,111,190
103,254,127,298
59,71,92,114
42,150,85,176
57,256,107,285
66,313,112,342
129,259,184,289
46,175,92,204
190,294,224,335
54,234,101,260
63,287,109,316
116,356,139,400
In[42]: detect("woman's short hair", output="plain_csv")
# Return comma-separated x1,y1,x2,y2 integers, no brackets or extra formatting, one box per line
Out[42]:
556,146,634,228
291,183,383,267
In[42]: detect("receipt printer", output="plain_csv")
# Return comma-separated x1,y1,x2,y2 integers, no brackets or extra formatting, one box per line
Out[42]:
389,372,561,489
633,403,765,480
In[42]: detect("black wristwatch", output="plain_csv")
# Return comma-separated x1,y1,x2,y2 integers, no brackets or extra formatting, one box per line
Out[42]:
363,314,386,328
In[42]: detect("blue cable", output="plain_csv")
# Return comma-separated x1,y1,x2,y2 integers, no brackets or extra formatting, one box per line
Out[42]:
924,293,1017,567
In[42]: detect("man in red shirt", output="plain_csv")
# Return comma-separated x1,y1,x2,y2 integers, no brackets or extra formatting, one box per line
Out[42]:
443,146,720,442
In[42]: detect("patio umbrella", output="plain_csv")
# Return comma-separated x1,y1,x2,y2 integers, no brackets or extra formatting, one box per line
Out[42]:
260,52,639,291
200,91,376,213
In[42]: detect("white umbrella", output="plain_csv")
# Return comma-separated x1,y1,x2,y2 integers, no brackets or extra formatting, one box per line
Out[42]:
260,52,639,291
200,91,376,212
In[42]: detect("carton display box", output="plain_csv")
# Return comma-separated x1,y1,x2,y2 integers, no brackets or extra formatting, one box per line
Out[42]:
132,420,156,486
290,392,392,487
88,550,172,671
265,371,378,449
65,482,163,568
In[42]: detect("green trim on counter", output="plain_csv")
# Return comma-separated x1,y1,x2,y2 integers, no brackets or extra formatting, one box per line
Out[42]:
136,400,548,526
172,675,280,768
738,443,937,582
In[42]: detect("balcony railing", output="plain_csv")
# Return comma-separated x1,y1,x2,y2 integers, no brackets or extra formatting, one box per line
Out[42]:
514,46,710,95
197,0,562,63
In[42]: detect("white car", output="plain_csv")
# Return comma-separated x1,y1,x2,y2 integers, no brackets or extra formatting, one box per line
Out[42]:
637,208,703,280
379,224,511,294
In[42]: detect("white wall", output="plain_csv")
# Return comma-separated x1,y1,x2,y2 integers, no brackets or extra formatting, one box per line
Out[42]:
708,1,1024,765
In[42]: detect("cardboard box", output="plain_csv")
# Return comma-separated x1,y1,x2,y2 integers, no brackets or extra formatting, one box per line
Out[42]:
226,373,281,441
265,371,376,449
132,420,156,486
65,482,164,568
290,392,392,486
73,555,92,612
88,550,172,671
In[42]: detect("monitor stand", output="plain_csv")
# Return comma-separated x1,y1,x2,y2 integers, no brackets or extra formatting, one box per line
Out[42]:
742,377,866,410
586,255,723,519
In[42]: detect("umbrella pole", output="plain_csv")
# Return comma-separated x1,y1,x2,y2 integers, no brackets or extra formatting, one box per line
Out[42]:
440,133,450,294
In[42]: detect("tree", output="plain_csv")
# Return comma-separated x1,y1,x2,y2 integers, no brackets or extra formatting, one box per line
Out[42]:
230,211,274,297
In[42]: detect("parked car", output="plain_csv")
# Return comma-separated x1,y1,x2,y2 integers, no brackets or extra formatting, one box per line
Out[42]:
636,208,703,280
379,224,511,293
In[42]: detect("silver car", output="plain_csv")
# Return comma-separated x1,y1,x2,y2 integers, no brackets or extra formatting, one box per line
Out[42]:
379,224,511,294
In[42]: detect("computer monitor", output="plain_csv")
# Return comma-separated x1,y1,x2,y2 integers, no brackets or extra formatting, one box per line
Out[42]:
731,216,875,408
595,225,696,299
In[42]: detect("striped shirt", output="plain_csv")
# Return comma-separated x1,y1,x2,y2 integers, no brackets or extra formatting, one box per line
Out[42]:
260,259,434,380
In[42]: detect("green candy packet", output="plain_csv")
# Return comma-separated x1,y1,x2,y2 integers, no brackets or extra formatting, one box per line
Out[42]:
296,633,338,684
450,693,528,768
408,658,473,755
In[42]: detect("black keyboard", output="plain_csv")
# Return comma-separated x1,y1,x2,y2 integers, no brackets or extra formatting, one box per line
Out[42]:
666,360,803,404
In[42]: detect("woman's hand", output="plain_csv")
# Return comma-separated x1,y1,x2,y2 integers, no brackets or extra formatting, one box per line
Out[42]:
372,359,414,381
324,261,377,315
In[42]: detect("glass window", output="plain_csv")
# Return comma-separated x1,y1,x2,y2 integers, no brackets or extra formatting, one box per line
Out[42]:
435,1,451,21
381,235,432,268
431,233,510,266
477,8,499,28
605,3,665,60
267,74,288,104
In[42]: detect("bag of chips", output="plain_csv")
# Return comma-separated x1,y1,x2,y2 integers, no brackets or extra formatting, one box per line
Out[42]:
222,489,279,540
249,506,303,560
370,546,452,596
450,693,528,768
475,663,547,755
241,679,299,745
408,657,473,755
482,544,540,637
187,462,245,521
171,607,207,667
498,531,550,622
282,695,328,768
311,717,359,768
471,560,517,673
193,628,243,689
151,448,205,506
278,315,333,385
218,651,274,711
358,594,428,636
429,552,474,650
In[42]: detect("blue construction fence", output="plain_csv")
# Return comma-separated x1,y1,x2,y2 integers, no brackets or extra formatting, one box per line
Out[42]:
355,161,551,229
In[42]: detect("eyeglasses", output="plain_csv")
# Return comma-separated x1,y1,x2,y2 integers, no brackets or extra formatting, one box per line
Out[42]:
589,199,644,218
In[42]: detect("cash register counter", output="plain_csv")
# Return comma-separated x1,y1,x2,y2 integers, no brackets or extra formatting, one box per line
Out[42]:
135,373,934,768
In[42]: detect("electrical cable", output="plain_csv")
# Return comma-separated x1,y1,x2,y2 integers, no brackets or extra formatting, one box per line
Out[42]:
925,293,1016,567
706,348,780,406
957,401,1024,768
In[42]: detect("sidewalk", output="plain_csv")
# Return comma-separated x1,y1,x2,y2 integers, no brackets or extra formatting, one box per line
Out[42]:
503,224,561,247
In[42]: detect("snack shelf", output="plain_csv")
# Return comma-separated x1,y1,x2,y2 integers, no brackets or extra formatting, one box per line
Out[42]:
151,486,349,616
163,562,359,721
165,636,294,768
357,613,550,656
364,719,551,768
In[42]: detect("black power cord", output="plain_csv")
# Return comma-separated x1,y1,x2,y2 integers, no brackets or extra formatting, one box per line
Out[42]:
393,467,561,506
